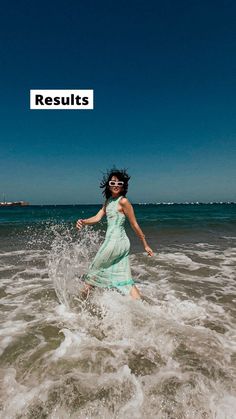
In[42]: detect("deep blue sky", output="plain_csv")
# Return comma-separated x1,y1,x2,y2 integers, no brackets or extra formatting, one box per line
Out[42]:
1,0,236,204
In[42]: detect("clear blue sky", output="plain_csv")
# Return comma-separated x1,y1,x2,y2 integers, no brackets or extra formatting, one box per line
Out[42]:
1,0,235,204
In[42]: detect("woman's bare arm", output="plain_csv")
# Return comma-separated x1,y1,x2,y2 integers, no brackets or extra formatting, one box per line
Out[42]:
120,198,154,256
76,204,106,229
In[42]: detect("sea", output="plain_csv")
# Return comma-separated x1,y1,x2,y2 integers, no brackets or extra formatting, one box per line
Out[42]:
0,203,236,418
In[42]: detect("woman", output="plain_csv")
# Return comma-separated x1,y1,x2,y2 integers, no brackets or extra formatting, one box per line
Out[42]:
76,168,154,299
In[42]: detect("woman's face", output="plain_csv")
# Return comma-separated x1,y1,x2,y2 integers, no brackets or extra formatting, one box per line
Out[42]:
109,175,124,196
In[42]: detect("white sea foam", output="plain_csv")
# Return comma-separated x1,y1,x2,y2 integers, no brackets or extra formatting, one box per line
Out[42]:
156,252,205,270
0,226,236,417
50,328,85,361
0,320,28,356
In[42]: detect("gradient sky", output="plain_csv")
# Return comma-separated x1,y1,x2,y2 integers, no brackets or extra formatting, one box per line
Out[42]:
1,0,236,204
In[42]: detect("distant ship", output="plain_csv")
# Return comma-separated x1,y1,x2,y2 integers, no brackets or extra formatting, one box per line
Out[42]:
0,201,29,207
0,194,29,207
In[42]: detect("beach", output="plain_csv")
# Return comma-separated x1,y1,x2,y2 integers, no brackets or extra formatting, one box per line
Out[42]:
0,203,236,418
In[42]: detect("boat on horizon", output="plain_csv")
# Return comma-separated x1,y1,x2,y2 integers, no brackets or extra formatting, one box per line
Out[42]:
0,201,30,207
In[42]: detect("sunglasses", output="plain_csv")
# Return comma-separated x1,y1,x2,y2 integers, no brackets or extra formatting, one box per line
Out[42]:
109,180,124,187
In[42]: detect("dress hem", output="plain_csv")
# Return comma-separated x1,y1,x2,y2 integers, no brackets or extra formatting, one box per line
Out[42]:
83,277,135,288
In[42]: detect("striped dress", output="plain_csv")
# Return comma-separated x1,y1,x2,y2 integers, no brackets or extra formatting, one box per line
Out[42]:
83,195,135,294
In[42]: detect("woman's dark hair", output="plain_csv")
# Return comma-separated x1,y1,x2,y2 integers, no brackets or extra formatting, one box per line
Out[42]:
100,167,131,199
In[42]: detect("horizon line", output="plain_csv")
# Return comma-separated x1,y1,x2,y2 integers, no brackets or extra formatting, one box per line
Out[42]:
9,201,236,206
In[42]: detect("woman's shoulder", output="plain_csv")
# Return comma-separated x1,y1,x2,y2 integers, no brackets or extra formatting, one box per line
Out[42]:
119,196,131,205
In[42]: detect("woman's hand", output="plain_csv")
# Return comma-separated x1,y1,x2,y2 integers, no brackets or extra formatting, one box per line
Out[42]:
76,219,85,230
144,245,154,256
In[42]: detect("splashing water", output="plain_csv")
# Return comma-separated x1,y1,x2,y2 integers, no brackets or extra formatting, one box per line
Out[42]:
48,224,103,308
0,222,236,418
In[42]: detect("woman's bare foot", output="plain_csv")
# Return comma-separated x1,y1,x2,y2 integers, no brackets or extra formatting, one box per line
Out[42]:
130,285,141,300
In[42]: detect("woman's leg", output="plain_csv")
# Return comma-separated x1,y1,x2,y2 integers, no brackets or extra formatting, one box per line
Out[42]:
81,283,94,299
130,285,141,300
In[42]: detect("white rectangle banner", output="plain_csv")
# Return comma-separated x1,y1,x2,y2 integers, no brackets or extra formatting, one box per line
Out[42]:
30,89,94,110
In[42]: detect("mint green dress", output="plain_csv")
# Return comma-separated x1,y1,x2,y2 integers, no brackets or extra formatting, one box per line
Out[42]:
83,196,135,294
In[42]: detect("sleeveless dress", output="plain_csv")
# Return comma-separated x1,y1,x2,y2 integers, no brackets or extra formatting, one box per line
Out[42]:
83,196,135,295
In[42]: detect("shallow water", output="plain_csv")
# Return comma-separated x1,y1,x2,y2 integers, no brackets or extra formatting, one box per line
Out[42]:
0,205,236,418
